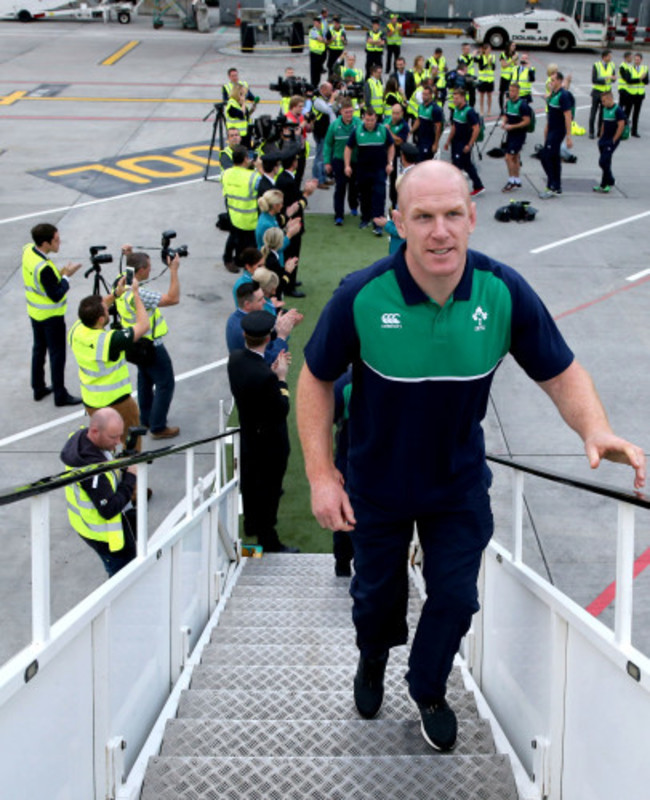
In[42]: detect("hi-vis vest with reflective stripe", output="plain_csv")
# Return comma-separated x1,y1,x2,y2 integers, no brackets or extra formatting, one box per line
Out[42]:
225,98,249,137
427,55,447,88
478,53,496,82
366,30,384,52
386,21,402,45
309,27,326,54
500,52,516,81
629,64,648,96
515,65,533,96
328,27,345,51
22,244,66,321
221,165,259,230
116,283,168,341
65,460,124,551
367,77,384,115
223,80,249,101
593,60,615,92
68,321,132,407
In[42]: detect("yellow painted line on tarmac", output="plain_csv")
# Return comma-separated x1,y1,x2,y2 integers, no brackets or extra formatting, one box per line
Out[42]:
0,90,27,106
100,40,140,66
18,95,278,105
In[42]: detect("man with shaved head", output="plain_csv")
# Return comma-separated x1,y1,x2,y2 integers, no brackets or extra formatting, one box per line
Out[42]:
297,160,645,752
61,407,138,578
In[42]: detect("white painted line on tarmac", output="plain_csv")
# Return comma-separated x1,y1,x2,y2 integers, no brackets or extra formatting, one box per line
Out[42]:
0,178,206,226
530,209,650,255
626,268,650,282
0,357,228,448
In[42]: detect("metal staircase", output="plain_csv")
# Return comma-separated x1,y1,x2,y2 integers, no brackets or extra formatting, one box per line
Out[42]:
140,553,520,799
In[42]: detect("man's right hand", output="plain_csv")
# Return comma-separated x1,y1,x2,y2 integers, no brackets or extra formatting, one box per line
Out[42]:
344,165,352,177
285,256,299,274
325,163,332,175
287,217,302,238
275,307,303,339
62,262,83,277
310,470,356,531
271,350,291,382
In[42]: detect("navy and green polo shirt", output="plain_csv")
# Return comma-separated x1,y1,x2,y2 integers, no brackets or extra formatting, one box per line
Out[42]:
547,88,573,134
304,246,573,512
451,104,480,148
347,124,394,172
601,103,626,140
417,101,443,144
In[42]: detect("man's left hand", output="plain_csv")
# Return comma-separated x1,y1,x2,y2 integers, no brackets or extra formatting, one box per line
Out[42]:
584,433,646,490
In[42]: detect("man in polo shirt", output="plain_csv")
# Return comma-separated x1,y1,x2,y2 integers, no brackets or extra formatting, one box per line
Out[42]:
540,70,573,198
296,160,645,753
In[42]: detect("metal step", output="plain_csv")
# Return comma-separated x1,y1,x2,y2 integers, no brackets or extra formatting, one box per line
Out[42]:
224,596,423,615
231,582,352,598
177,688,479,721
210,625,358,647
217,609,422,628
159,717,496,757
141,754,520,800
200,641,412,667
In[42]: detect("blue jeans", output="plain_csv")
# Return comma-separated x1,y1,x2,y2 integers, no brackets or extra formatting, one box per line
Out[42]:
349,479,493,704
137,340,175,433
312,136,326,184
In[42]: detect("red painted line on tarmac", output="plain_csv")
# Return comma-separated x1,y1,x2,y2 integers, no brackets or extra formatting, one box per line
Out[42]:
586,546,650,617
553,274,650,321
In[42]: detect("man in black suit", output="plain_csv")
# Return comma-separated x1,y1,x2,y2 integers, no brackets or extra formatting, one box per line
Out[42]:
227,311,299,554
276,150,317,297
256,150,282,196
391,56,415,104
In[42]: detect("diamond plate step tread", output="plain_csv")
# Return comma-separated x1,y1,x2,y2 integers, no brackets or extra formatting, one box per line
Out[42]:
190,664,464,695
176,688,478,721
159,716,496,757
232,583,354,598
225,596,423,615
210,626,358,647
237,573,353,586
217,610,423,628
141,754,520,800
246,554,335,566
200,642,414,667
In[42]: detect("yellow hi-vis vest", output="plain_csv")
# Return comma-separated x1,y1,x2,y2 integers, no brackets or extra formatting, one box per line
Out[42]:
366,30,384,52
223,79,249,100
367,77,384,115
500,53,515,81
515,66,533,97
309,27,326,54
629,64,648,96
328,27,345,51
618,63,631,93
478,53,496,82
221,165,259,231
386,21,402,45
68,322,132,407
593,60,615,92
116,284,168,341
225,98,249,137
22,244,66,321
428,55,447,89
65,461,124,551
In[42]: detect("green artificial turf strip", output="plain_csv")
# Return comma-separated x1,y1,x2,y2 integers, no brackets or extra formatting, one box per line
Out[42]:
239,213,390,553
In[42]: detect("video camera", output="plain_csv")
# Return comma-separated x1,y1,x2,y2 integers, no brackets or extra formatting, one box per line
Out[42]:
251,115,300,150
160,230,189,265
123,425,148,457
89,245,113,267
340,81,365,100
269,75,315,98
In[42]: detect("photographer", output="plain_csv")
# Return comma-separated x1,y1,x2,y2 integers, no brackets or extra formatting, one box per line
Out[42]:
61,407,138,578
117,246,181,440
311,82,339,188
284,96,311,186
69,282,149,448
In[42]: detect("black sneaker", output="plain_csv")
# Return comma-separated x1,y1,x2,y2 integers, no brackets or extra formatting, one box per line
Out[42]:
354,652,388,719
409,691,457,752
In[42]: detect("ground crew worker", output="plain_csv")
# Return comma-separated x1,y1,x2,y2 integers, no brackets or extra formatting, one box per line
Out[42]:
365,18,385,79
364,63,385,122
324,99,361,225
219,127,242,171
385,14,402,74
225,83,257,148
444,88,484,196
227,310,299,554
60,407,137,578
540,70,573,198
618,52,634,122
118,248,181,440
326,16,347,74
477,43,496,117
411,85,443,161
593,91,626,193
458,42,477,108
513,52,534,103
627,52,648,137
309,17,327,87
498,42,518,112
22,223,82,407
344,108,394,236
69,286,149,447
222,67,256,105
222,145,260,267
500,82,531,192
589,49,616,139
427,47,448,107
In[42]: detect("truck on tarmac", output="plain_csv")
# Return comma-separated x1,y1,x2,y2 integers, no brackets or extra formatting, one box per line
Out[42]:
470,0,610,53
0,0,133,23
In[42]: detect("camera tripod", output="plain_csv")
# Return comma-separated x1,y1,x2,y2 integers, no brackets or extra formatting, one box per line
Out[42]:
85,260,121,329
204,102,228,182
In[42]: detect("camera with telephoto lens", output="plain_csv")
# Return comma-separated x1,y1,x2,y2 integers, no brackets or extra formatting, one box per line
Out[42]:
341,82,365,100
160,230,189,265
269,75,314,98
252,115,300,150
89,245,113,267
123,426,148,457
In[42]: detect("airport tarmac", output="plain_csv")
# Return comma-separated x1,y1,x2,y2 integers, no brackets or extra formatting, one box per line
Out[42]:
0,15,649,661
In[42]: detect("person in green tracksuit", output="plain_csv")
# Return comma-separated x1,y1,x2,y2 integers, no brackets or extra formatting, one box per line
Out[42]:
324,99,361,225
